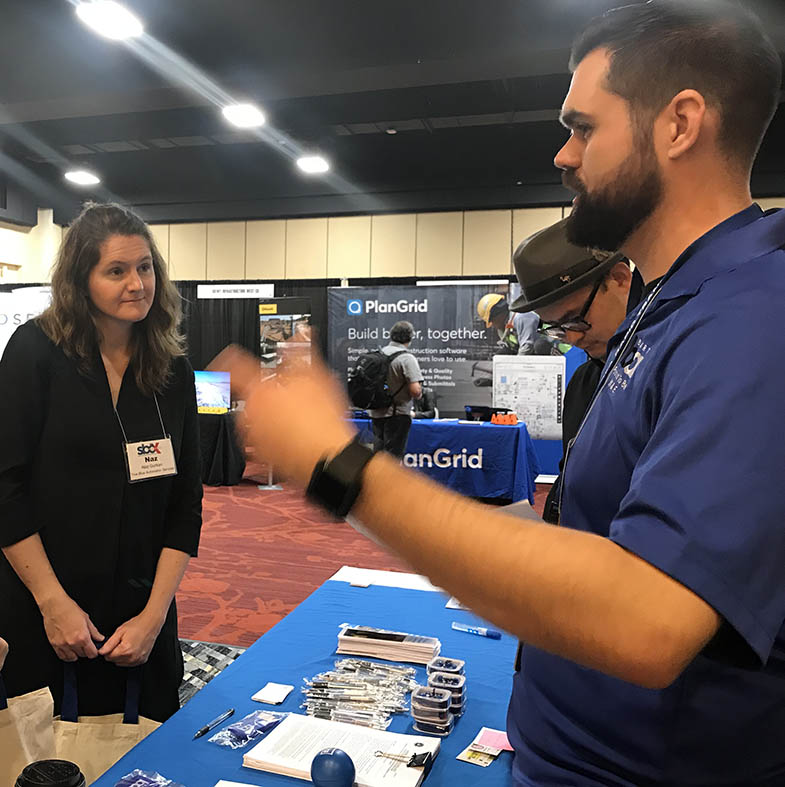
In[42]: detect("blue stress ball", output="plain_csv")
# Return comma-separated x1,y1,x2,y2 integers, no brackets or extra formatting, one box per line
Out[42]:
310,747,356,787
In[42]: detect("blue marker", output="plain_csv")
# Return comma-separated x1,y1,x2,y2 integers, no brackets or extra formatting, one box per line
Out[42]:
451,621,501,640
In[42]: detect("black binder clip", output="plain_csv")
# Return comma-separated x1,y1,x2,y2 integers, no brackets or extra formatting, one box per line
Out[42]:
374,749,435,774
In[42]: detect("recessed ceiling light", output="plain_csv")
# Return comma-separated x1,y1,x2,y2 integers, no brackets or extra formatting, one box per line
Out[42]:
65,170,101,186
222,103,266,129
75,1,144,40
386,127,398,135
296,156,330,174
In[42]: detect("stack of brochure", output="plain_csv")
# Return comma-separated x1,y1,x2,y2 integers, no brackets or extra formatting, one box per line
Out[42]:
243,713,439,787
336,624,440,665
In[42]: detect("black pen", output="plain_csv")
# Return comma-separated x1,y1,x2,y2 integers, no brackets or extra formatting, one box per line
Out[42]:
193,707,235,739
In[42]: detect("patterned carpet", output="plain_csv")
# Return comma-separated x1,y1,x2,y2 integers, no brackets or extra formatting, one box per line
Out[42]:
176,462,410,647
179,639,245,705
176,462,550,648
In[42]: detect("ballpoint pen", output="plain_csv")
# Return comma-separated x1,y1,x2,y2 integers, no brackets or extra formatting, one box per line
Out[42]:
193,707,235,739
451,621,502,640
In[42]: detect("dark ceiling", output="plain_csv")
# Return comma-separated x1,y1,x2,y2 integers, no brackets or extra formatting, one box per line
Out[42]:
1,0,783,226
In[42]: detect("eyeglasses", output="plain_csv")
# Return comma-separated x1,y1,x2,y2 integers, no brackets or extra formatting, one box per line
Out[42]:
539,275,604,340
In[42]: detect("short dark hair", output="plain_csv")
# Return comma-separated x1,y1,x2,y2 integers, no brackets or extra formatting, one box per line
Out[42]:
570,0,782,170
390,320,415,344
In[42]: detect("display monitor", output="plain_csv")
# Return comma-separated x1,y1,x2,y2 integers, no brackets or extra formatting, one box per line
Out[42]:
194,370,231,414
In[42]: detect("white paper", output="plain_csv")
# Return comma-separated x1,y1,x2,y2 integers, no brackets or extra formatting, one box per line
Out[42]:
214,782,258,787
492,354,566,440
243,713,439,787
252,682,294,704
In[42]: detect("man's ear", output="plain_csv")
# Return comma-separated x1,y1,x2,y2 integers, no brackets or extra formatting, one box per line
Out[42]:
660,89,708,161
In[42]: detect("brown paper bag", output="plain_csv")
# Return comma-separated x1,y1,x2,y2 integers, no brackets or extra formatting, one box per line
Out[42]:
0,677,57,785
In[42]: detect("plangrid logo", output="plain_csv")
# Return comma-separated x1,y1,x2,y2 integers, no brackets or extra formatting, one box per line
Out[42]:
347,299,364,316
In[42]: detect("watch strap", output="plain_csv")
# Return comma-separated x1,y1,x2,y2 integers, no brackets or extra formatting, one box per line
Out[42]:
306,438,375,517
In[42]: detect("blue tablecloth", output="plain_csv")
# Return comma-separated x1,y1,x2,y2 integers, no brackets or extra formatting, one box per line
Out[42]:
94,580,516,787
353,419,539,503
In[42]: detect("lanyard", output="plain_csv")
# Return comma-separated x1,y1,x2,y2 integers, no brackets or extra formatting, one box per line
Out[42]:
114,392,167,443
557,271,669,514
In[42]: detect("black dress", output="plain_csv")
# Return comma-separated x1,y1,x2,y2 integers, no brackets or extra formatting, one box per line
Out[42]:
0,320,202,721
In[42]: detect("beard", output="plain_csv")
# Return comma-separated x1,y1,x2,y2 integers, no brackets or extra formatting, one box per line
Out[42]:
565,138,663,251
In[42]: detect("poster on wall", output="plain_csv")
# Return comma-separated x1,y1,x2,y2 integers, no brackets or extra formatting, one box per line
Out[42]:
492,355,565,440
327,284,533,417
258,297,312,369
0,286,52,359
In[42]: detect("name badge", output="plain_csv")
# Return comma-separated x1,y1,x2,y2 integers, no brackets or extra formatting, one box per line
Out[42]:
124,436,178,483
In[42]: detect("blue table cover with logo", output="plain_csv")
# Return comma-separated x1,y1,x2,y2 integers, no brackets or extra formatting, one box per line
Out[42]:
352,418,539,503
93,580,516,787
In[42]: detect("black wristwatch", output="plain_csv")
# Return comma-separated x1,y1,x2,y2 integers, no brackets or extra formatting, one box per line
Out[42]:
306,438,375,517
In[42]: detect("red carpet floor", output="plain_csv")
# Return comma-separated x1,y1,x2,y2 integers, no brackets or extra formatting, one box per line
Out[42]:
176,462,550,647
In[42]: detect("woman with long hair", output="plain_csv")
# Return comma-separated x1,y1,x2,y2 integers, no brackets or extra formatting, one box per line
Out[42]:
0,202,202,721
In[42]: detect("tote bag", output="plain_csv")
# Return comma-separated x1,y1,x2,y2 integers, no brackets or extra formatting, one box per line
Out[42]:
53,663,160,785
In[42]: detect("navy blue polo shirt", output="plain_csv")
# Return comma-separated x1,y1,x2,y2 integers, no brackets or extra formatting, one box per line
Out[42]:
507,205,785,786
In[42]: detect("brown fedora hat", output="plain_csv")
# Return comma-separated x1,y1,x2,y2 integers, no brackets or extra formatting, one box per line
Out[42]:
510,217,626,313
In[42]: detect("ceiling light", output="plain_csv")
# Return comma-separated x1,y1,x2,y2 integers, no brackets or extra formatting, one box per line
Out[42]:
65,170,101,186
222,103,266,129
296,156,330,174
75,1,144,40
386,127,398,135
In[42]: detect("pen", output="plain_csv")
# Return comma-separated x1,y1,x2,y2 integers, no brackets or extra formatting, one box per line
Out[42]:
451,621,501,640
193,707,235,739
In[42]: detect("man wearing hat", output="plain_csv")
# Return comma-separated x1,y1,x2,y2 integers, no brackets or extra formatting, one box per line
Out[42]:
512,218,637,362
511,217,642,522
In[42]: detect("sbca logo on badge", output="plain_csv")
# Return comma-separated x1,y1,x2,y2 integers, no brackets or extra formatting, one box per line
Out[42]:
137,442,161,456
347,299,364,316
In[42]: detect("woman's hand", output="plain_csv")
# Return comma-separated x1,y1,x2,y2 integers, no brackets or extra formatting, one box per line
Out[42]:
39,593,105,662
98,610,164,667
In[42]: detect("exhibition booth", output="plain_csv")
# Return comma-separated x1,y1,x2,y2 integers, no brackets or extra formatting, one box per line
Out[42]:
0,278,582,484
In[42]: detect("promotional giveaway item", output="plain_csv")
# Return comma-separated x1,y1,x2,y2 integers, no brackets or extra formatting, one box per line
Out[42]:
118,394,177,483
310,748,356,787
336,624,440,664
114,770,185,787
207,709,285,748
252,682,294,705
410,687,453,737
451,621,501,640
52,664,160,785
194,708,235,739
302,659,417,730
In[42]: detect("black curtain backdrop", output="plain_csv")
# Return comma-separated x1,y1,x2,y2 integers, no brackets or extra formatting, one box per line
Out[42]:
176,282,260,371
7,275,514,371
